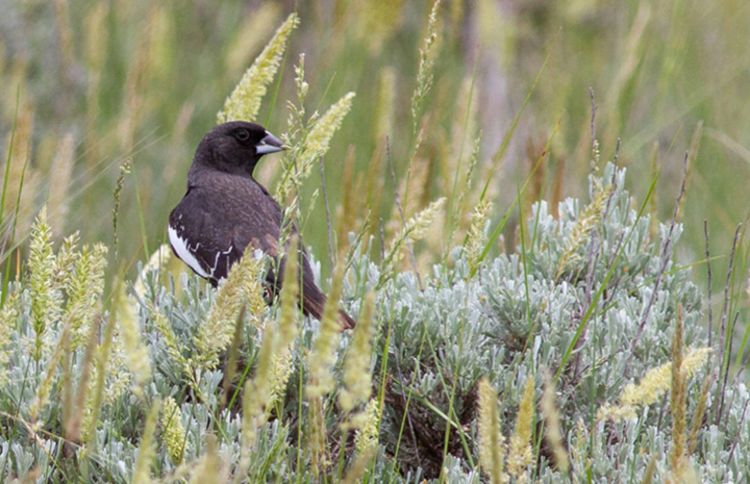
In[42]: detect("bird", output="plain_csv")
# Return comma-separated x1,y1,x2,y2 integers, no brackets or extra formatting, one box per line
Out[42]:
168,121,356,330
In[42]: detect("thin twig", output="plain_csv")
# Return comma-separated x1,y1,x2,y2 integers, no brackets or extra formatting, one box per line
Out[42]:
714,224,743,426
0,411,55,456
221,306,246,410
626,153,688,365
378,218,386,262
599,168,621,271
385,136,423,290
318,157,336,265
717,309,741,426
704,220,713,347
588,87,597,151
726,394,750,463
718,224,742,362
387,137,405,225
613,137,622,164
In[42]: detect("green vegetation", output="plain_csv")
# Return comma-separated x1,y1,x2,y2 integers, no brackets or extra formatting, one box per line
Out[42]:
1,0,748,482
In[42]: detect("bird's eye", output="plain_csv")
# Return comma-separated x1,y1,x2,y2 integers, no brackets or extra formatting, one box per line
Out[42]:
234,128,250,142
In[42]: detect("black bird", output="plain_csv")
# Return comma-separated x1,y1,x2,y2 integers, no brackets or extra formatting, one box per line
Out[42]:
168,121,355,330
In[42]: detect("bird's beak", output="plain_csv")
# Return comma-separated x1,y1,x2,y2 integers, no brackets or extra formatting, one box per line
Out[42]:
256,131,286,154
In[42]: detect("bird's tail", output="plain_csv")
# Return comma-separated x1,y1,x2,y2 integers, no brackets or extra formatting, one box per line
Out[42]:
337,309,356,330
301,289,356,331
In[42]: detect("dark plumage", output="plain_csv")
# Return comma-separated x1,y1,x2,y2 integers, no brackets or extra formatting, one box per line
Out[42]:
168,121,355,330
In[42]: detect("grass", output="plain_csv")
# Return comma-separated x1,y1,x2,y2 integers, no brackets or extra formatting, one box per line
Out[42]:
0,0,749,482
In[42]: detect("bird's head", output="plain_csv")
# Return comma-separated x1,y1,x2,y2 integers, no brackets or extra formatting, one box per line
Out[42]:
195,121,285,177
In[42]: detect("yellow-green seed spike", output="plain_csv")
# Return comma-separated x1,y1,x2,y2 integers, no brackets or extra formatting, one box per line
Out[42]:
217,13,300,123
478,377,505,484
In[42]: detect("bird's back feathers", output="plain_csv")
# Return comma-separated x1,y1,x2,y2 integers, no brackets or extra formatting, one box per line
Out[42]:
169,163,355,329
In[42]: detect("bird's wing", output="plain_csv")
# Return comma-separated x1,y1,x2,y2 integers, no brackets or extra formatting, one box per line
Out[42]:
169,174,354,327
168,179,284,283
168,198,228,282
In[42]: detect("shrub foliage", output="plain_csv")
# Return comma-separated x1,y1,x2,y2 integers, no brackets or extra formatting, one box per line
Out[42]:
2,6,748,483
0,165,747,482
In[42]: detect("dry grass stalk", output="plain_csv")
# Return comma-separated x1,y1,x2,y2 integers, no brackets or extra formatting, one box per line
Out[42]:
450,133,481,237
342,445,378,484
82,304,117,450
411,0,442,135
276,91,356,206
353,0,405,53
161,397,186,465
597,347,711,421
339,291,375,418
379,197,445,286
0,291,19,386
218,13,300,123
670,305,687,475
267,242,300,408
442,74,478,200
478,377,506,484
335,146,364,252
364,67,397,233
507,377,535,478
238,318,277,479
353,398,381,455
306,264,345,399
677,121,702,221
27,207,61,361
524,138,546,218
194,250,265,370
541,372,569,473
642,455,657,484
3,106,37,237
190,435,226,483
65,315,102,445
132,399,161,483
555,179,610,278
83,1,108,167
115,283,151,398
466,199,492,272
687,373,711,455
47,132,75,238
64,243,108,349
238,239,299,481
550,157,565,219
305,263,346,475
648,142,659,239
52,0,74,85
118,14,153,153
111,158,132,255
225,3,282,77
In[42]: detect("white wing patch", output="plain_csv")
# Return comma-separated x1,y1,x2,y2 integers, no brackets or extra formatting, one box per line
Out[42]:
168,224,209,278
209,245,234,278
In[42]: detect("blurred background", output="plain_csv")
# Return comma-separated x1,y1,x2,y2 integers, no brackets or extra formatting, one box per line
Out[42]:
0,0,748,289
